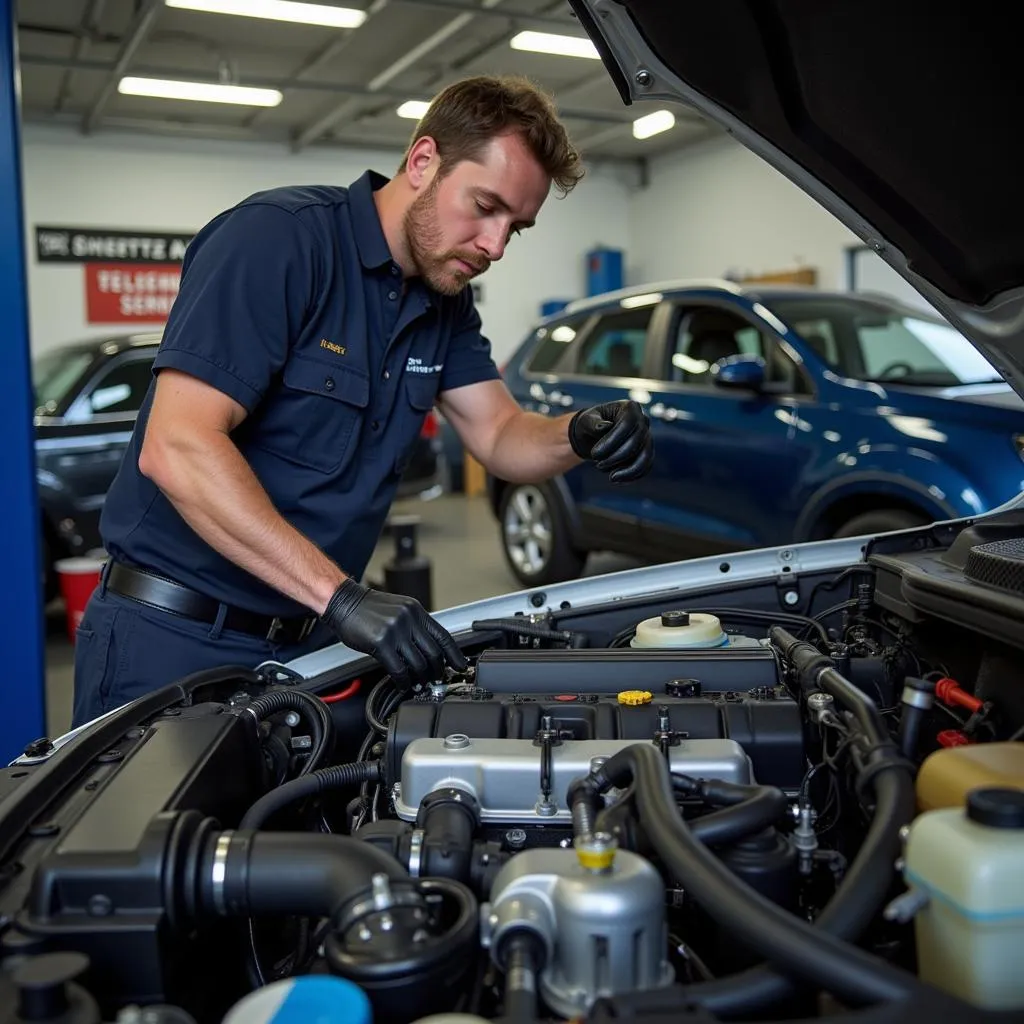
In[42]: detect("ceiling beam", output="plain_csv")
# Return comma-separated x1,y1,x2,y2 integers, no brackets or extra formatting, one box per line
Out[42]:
55,0,108,114
245,0,392,129
81,0,165,134
291,0,508,152
393,0,575,25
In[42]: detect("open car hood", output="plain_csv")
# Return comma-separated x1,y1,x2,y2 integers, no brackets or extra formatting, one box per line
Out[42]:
570,1,1024,395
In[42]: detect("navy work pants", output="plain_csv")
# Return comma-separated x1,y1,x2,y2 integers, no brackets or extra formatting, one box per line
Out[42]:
70,565,334,729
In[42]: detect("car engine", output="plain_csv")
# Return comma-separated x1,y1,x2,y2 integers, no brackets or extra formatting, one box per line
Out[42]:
3,515,1024,1023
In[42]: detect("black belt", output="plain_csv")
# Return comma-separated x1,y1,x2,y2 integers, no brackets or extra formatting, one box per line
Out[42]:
106,561,319,645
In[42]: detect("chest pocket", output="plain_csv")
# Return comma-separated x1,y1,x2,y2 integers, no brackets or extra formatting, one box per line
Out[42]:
249,353,370,474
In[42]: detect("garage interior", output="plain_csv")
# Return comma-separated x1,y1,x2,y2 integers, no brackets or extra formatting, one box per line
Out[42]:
8,3,955,737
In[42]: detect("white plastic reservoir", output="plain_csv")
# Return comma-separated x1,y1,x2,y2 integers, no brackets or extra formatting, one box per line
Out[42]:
630,611,728,649
903,786,1024,1009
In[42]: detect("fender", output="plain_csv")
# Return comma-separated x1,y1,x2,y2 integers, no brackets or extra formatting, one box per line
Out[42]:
793,447,980,541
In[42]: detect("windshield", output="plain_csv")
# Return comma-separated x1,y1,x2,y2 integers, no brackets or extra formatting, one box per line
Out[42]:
771,297,1003,386
32,349,94,414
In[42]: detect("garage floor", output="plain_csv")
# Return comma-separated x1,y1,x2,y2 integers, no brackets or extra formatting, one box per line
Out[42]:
42,493,644,739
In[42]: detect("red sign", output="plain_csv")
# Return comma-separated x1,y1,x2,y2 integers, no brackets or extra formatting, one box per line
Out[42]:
84,262,181,323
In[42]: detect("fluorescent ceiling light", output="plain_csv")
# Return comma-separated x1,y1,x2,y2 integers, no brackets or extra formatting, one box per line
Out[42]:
510,30,600,59
632,109,675,140
396,100,430,120
165,0,367,29
118,77,283,107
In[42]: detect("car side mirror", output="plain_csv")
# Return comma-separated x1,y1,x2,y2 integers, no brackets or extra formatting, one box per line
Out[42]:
711,353,766,390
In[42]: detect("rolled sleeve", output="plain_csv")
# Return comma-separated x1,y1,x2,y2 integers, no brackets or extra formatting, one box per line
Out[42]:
438,288,501,394
153,203,319,411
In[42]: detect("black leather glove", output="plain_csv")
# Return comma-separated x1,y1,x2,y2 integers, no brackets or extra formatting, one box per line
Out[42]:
323,579,467,690
568,399,653,483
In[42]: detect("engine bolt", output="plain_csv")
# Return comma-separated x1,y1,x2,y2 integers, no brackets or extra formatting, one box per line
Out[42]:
505,828,528,850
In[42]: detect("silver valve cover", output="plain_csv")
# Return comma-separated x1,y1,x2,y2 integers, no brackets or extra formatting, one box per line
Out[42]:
393,735,753,824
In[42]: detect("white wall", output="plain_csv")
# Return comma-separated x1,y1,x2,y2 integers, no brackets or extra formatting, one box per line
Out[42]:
20,124,632,364
628,133,861,290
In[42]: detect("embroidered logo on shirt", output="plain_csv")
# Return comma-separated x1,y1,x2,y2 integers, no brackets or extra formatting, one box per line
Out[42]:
320,338,347,356
406,356,443,374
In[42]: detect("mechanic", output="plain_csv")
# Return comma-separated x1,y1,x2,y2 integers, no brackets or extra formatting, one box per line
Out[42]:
71,75,654,728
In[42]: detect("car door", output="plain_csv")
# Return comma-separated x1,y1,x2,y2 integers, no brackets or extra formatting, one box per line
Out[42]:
543,303,661,549
635,301,818,552
37,350,157,536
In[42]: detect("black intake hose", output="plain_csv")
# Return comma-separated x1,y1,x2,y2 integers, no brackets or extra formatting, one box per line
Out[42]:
415,789,479,881
200,829,408,920
578,743,916,1009
670,627,917,1017
240,761,381,831
690,771,912,1016
245,688,334,773
673,776,789,848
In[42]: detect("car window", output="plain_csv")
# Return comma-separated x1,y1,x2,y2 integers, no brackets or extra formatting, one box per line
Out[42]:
524,316,588,374
771,297,1002,385
81,356,155,417
573,308,653,378
669,306,811,394
32,350,95,414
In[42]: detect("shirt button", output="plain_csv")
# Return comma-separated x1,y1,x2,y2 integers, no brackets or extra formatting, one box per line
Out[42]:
391,265,400,276
388,290,398,301
324,377,335,391
383,370,390,380
371,421,380,431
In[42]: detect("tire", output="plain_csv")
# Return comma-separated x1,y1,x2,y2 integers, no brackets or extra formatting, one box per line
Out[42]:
832,508,929,539
498,481,586,586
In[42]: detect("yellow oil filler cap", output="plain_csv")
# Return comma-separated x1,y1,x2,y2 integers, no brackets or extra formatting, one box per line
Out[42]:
618,690,653,706
574,832,618,872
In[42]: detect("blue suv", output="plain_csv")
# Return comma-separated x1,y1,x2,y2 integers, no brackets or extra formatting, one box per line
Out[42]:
490,280,1024,585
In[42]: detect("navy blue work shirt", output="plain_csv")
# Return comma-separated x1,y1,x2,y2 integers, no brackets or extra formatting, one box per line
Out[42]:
100,171,500,617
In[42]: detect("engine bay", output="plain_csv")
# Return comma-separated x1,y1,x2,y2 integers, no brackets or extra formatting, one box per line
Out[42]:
3,514,1024,1023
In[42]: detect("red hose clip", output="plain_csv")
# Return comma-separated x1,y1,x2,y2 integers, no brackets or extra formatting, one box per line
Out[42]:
936,729,971,748
935,677,983,714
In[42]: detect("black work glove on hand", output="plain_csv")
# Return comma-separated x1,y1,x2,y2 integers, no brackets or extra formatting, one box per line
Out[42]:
568,399,654,483
323,579,468,691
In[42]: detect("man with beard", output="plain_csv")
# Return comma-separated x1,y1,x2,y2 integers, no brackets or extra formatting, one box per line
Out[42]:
71,75,654,726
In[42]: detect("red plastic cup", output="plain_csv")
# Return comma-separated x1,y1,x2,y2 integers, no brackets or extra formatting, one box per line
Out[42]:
54,556,105,643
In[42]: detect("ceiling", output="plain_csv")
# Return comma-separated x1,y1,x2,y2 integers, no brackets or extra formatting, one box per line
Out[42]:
15,0,719,163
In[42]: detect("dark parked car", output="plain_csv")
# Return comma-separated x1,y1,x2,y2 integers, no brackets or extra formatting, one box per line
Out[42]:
490,282,1024,584
33,334,445,600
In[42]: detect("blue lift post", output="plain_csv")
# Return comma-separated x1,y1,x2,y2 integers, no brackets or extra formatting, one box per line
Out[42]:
0,0,47,762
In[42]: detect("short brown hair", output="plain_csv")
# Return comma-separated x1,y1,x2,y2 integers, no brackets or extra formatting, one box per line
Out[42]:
399,75,584,197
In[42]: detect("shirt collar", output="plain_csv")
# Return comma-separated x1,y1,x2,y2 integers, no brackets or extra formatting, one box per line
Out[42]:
348,169,434,308
348,170,395,271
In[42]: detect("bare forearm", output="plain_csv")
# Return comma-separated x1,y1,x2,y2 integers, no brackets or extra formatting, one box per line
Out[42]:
482,410,581,483
139,431,345,614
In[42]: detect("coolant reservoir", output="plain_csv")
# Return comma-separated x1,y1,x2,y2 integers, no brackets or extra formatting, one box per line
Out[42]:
631,610,727,649
903,787,1024,1009
916,742,1024,812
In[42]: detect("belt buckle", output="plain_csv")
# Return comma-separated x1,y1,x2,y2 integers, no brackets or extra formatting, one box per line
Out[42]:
266,617,285,642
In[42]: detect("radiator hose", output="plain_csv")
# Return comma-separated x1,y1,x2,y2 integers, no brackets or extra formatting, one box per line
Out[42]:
577,743,916,1008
